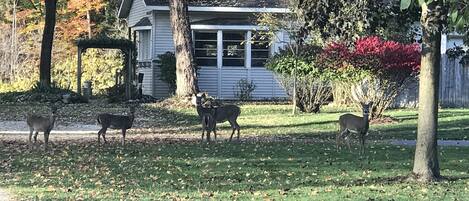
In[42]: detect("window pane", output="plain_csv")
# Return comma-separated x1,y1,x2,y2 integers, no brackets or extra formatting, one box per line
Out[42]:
251,59,268,67
137,30,151,60
196,59,217,66
194,31,217,67
223,32,244,41
251,50,269,58
195,49,217,57
252,42,269,50
251,32,270,67
195,32,217,40
195,41,217,48
223,31,245,67
223,58,244,66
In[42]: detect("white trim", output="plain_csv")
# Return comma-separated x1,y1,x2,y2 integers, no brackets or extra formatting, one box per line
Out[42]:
217,30,223,98
246,31,252,69
191,25,267,31
145,6,288,13
132,26,152,31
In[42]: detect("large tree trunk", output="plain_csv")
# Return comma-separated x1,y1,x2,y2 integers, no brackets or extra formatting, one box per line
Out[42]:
168,0,198,97
39,0,58,87
412,1,446,182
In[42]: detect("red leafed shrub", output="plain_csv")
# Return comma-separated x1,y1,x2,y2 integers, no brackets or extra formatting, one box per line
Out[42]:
352,36,420,76
319,36,421,119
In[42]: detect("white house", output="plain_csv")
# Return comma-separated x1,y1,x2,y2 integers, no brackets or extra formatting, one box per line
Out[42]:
118,0,289,99
118,0,467,105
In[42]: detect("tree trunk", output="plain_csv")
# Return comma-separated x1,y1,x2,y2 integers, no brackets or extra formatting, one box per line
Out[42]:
412,1,446,182
39,0,58,87
168,0,198,97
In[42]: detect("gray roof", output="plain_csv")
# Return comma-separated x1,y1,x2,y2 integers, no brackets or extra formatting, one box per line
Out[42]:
118,0,288,19
133,17,152,27
144,0,288,8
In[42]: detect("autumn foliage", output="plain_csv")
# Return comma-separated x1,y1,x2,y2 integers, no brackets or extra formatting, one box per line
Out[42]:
319,36,421,119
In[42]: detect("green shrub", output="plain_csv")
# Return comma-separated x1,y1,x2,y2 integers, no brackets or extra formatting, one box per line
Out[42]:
156,52,176,93
266,44,332,113
0,81,85,103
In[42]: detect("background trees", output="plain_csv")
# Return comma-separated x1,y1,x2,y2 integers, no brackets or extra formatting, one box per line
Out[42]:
0,0,125,92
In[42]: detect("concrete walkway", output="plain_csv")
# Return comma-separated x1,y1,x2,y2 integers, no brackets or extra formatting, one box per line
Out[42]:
390,139,469,147
0,188,12,201
0,120,99,135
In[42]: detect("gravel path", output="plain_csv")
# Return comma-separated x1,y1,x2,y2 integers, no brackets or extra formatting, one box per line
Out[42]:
390,139,469,147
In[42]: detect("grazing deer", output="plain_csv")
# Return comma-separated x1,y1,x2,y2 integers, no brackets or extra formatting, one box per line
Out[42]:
336,102,373,155
200,107,217,142
97,106,136,146
192,93,241,141
26,105,58,150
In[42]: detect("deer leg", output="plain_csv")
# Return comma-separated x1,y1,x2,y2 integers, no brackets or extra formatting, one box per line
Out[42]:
201,129,205,142
33,131,39,143
229,129,235,142
121,129,126,146
336,130,342,152
213,128,217,141
235,122,240,141
207,130,211,143
44,132,50,151
28,128,33,147
342,130,352,153
101,128,108,144
97,128,103,144
360,133,366,155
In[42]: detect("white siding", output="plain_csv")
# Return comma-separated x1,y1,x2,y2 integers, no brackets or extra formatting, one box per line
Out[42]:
128,0,149,27
198,68,218,97
149,11,288,99
221,68,248,99
251,68,287,99
152,61,171,98
137,63,153,96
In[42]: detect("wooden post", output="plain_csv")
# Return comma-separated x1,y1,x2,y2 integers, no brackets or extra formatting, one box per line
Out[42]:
77,47,82,95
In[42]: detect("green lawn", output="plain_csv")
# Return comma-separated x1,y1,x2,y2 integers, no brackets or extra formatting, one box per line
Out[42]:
1,103,469,200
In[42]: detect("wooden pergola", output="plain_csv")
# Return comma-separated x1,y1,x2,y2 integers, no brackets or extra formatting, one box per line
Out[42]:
75,38,136,100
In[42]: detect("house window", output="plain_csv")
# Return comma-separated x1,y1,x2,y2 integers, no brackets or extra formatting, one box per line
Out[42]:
251,33,270,68
194,31,217,67
223,31,245,67
137,30,151,60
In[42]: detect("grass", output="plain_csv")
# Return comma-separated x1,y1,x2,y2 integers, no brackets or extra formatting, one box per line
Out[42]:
1,103,469,200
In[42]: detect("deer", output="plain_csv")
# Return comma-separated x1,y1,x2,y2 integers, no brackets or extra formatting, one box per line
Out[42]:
26,105,58,150
200,107,217,142
192,93,241,142
97,105,136,146
336,102,373,155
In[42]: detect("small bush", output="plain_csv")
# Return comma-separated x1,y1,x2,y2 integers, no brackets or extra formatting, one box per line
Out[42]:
234,78,256,101
0,82,85,103
156,52,176,93
267,44,332,113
